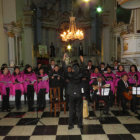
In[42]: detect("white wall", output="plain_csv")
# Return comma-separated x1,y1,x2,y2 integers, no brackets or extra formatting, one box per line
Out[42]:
0,0,8,65
2,0,16,23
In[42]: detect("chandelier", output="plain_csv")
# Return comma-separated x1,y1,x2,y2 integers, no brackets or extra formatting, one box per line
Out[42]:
60,16,84,42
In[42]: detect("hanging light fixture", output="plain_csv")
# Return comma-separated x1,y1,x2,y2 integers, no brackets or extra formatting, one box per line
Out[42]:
60,1,84,42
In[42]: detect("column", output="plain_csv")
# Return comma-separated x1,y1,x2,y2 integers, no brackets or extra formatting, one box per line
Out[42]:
7,24,15,66
13,26,22,65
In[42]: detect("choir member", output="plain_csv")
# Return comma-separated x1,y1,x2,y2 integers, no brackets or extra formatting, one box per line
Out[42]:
35,67,49,110
99,62,106,74
89,67,102,85
117,74,137,113
116,65,127,105
115,65,127,87
49,65,64,101
23,65,36,111
128,65,139,86
104,66,116,93
91,76,110,114
117,74,129,113
0,63,11,76
34,63,42,74
12,66,24,110
46,59,55,74
0,67,13,111
86,60,95,73
112,60,119,71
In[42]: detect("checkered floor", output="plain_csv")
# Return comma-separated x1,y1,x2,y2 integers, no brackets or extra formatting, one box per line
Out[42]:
0,102,140,140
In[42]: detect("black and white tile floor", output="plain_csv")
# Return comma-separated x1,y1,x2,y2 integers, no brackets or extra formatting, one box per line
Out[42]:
0,103,140,140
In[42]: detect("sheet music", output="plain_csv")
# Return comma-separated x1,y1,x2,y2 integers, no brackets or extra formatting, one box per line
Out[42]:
132,87,140,95
31,80,36,84
42,75,49,81
91,77,97,79
101,88,110,96
0,81,12,84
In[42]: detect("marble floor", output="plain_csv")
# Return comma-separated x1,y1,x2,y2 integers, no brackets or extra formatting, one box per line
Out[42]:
0,102,140,140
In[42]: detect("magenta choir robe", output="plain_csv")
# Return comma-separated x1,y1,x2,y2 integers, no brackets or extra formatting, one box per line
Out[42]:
137,72,140,85
23,72,37,93
12,73,24,95
105,80,115,94
128,72,138,85
104,73,116,94
115,71,127,87
89,73,102,85
0,73,13,98
35,74,49,94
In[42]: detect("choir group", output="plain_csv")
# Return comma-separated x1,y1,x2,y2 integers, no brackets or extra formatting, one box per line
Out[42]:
0,57,140,115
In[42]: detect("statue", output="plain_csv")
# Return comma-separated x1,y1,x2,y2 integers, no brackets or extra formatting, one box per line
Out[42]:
79,42,83,56
50,42,55,57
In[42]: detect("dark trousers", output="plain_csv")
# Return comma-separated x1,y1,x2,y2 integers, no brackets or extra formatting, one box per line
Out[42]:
37,88,46,109
69,96,83,126
15,90,21,109
131,95,137,111
27,85,34,110
121,95,137,112
2,88,10,110
65,87,69,108
120,94,128,111
92,92,110,113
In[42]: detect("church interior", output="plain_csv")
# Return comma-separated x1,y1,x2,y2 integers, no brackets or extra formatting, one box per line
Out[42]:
0,0,140,140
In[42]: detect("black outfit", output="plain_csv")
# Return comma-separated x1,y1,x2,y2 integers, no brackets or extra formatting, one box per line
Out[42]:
81,69,90,102
64,71,71,109
15,90,21,110
37,88,46,110
99,67,106,74
2,88,10,111
91,80,110,113
46,65,55,75
117,79,129,112
86,65,95,73
27,85,34,111
49,71,64,101
67,64,85,128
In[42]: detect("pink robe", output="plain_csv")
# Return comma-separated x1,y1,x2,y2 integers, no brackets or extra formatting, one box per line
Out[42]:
89,73,102,85
35,74,49,94
115,71,127,87
128,72,138,85
105,80,115,94
12,73,24,95
0,73,13,98
137,72,140,85
23,72,37,93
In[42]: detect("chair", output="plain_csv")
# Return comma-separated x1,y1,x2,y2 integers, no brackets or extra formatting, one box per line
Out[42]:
49,87,66,117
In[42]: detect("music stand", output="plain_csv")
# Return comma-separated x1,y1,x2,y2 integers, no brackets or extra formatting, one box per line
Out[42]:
25,75,46,125
98,87,110,121
132,86,140,96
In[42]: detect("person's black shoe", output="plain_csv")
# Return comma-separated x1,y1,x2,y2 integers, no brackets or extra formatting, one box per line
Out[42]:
103,111,109,115
6,109,10,112
77,124,83,129
68,125,74,130
122,110,127,114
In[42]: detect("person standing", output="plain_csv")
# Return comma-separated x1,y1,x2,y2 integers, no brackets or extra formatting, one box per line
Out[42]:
35,67,49,110
23,65,36,111
12,66,24,110
0,67,13,111
67,56,85,130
